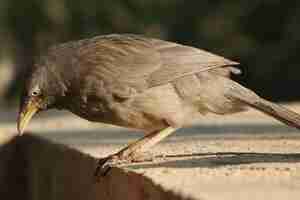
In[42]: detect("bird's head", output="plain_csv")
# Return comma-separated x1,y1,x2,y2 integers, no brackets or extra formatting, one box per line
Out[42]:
17,55,69,135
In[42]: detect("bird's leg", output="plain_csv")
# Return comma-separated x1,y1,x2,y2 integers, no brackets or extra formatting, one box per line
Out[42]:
117,126,177,160
95,126,177,177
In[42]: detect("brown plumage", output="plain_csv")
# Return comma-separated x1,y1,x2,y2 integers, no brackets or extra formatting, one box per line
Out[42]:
18,34,300,177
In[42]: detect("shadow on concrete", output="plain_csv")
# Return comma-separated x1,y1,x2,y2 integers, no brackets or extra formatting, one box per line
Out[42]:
0,134,194,200
129,152,300,169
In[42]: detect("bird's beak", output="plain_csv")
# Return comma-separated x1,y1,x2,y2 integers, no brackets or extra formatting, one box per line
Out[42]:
17,99,40,136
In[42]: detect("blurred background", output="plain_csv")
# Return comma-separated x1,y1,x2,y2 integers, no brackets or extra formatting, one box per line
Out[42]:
1,0,300,106
2,2,300,198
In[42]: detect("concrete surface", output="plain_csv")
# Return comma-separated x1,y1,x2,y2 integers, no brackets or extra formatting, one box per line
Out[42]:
1,103,300,199
0,134,192,200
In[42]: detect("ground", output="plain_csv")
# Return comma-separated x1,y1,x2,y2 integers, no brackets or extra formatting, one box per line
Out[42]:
1,103,300,200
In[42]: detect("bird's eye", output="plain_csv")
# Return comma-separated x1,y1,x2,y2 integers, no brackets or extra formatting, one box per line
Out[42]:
32,91,39,96
31,88,41,97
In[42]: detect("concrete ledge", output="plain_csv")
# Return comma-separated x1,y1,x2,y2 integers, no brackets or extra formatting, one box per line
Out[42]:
0,133,193,200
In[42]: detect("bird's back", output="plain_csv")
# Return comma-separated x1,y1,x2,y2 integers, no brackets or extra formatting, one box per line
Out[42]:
48,34,238,90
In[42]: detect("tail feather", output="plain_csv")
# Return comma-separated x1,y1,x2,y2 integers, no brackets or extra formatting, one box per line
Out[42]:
226,82,300,130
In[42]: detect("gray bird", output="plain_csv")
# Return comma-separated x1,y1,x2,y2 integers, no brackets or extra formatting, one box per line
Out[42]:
18,34,300,176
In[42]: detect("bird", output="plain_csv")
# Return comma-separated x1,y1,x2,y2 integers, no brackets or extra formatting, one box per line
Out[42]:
18,34,300,177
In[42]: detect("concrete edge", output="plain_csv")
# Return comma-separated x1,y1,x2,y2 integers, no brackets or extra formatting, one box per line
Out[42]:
0,133,196,200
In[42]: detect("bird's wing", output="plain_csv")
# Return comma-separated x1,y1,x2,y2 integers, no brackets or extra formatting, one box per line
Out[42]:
148,38,239,87
74,34,238,93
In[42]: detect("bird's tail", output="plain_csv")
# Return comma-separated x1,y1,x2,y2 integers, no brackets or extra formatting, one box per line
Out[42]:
226,82,300,130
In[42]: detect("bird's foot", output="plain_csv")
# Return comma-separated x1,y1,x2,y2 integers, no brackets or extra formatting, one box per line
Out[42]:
94,154,126,179
94,152,155,179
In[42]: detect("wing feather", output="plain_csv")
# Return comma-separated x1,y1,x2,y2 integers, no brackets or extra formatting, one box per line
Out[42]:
72,34,239,92
148,38,238,86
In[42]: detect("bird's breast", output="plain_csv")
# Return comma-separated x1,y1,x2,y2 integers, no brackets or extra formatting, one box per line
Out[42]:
62,94,165,131
63,95,115,123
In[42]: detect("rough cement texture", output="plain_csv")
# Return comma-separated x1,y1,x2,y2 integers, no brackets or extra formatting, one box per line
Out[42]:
1,104,300,199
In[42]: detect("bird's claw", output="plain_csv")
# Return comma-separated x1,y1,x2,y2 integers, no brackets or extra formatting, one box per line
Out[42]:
94,155,128,179
94,157,112,178
94,152,155,180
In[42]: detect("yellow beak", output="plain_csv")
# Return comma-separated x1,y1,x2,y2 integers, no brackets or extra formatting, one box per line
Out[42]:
17,99,39,136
